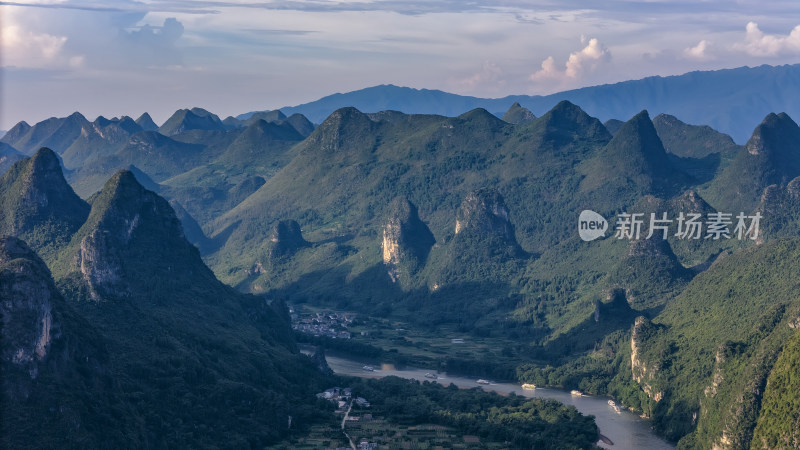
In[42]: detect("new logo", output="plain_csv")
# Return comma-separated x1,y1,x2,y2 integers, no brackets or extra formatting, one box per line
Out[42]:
578,210,608,241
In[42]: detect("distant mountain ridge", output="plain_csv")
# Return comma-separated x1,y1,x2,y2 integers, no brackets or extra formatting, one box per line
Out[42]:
4,84,800,448
239,64,800,143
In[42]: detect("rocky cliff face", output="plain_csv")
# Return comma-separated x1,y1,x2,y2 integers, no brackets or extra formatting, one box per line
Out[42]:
76,229,126,301
1,236,116,444
630,316,664,403
382,197,435,283
755,175,800,242
426,189,526,288
455,188,517,243
68,170,200,300
0,237,59,379
269,219,311,259
704,345,726,398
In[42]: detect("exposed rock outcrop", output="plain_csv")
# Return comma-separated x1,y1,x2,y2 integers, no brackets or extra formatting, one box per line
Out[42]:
0,236,59,378
382,197,435,282
631,316,664,403
69,170,198,301
427,189,527,288
455,188,517,244
704,345,726,398
754,175,800,242
77,229,126,301
269,220,311,259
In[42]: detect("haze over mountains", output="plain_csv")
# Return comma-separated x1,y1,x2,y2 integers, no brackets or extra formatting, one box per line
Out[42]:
3,63,800,449
239,64,800,144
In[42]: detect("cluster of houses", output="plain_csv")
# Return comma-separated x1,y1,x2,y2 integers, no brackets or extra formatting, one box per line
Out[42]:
316,387,372,411
290,307,355,339
334,440,377,450
316,387,353,410
317,387,378,450
357,438,378,450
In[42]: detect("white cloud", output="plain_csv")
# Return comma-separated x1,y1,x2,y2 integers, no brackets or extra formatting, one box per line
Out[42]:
0,5,186,71
118,17,185,66
565,37,610,78
530,36,610,82
529,56,558,81
735,22,800,57
4,1,800,130
683,39,712,60
1,19,68,67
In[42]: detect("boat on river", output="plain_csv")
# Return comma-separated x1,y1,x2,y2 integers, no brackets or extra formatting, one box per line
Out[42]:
522,383,536,390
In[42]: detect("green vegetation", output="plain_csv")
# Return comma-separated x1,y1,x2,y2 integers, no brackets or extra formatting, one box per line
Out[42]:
2,167,330,448
701,112,800,213
0,148,89,262
4,99,800,449
501,101,536,125
345,376,599,449
628,238,800,447
751,330,800,449
653,113,740,159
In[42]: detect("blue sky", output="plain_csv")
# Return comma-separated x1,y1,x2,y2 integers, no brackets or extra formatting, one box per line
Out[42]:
2,0,800,129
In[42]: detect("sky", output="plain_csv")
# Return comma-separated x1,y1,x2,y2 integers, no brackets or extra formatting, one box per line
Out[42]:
1,0,800,130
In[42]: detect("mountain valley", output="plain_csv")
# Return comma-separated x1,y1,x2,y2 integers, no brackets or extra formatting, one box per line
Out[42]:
2,65,800,449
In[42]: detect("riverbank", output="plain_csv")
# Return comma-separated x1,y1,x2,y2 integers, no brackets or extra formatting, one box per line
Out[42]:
320,351,674,450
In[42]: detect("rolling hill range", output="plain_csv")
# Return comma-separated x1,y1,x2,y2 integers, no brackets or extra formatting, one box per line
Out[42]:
0,153,604,449
215,101,800,449
239,64,800,144
3,77,800,448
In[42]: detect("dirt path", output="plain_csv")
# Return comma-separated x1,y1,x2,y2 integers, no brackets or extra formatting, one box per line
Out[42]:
341,400,356,450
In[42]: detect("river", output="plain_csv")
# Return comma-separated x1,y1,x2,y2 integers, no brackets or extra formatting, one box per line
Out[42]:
321,352,675,450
